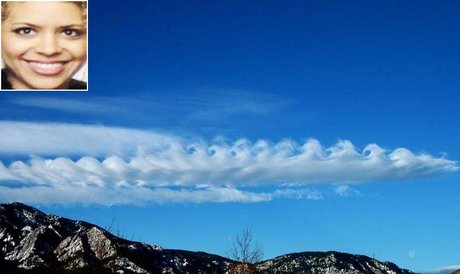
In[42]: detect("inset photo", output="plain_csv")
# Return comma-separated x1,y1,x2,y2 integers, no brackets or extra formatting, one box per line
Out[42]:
1,1,87,91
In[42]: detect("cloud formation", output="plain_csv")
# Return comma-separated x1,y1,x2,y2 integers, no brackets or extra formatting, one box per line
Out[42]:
335,185,362,198
0,121,457,205
5,92,291,126
0,121,174,156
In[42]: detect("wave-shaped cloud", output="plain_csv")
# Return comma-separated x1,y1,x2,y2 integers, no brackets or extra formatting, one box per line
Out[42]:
0,121,457,205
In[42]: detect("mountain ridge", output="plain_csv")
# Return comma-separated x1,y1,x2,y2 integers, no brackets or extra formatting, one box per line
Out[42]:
0,202,419,274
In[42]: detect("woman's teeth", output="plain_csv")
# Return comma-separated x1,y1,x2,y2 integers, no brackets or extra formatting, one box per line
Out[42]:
29,62,65,75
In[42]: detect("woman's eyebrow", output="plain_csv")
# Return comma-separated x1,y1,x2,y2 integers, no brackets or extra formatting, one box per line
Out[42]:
11,23,85,28
12,22,40,27
60,24,85,29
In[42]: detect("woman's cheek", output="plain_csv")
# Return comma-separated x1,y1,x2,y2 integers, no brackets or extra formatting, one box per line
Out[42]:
66,39,87,59
3,35,32,59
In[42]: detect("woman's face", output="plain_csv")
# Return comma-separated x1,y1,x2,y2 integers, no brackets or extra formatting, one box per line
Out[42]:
1,2,87,89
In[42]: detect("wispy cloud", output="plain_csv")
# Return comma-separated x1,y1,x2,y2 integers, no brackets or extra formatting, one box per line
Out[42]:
273,189,323,200
7,97,119,114
0,121,174,156
6,92,291,124
0,121,457,205
0,186,273,205
335,185,362,197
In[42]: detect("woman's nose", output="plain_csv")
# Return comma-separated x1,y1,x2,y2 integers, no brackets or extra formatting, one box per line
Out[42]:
35,33,62,55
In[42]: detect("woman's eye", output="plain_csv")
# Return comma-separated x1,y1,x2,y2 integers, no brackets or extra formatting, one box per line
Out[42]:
62,28,81,37
14,28,36,36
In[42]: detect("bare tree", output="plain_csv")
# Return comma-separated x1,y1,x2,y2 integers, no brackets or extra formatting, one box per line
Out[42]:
228,228,263,274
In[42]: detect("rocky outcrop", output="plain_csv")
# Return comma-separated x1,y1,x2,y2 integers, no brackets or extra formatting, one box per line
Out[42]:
257,251,415,274
0,202,230,273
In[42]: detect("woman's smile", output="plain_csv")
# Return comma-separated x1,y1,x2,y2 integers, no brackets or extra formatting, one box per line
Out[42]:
24,59,70,76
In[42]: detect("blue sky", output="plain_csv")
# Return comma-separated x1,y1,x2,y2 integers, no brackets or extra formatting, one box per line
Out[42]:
1,0,459,272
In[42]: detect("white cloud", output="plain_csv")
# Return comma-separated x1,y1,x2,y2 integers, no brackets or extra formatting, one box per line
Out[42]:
9,97,117,114
0,121,457,205
408,249,416,258
335,185,362,197
0,186,272,205
0,121,175,156
6,92,290,123
273,189,323,200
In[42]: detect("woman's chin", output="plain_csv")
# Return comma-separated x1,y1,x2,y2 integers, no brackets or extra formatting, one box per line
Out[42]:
16,71,72,89
16,78,69,90
31,81,68,90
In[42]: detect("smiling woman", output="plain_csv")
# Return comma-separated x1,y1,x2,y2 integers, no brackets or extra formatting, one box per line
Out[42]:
1,1,87,90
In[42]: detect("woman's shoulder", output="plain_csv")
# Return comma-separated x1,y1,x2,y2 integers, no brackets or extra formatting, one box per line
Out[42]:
68,79,87,90
1,69,13,89
2,69,87,90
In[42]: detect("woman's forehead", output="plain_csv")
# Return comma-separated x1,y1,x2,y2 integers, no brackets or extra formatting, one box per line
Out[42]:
5,2,84,25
